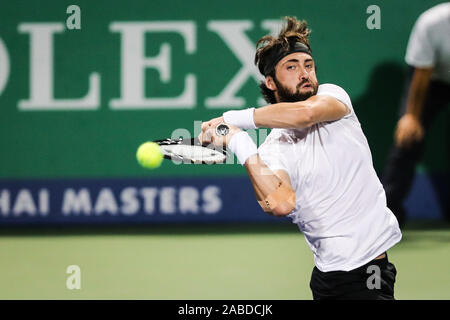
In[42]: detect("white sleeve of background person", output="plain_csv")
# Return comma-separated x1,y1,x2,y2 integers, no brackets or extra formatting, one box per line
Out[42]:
404,3,450,84
316,83,354,119
271,83,402,272
223,108,257,129
228,131,258,165
404,8,436,68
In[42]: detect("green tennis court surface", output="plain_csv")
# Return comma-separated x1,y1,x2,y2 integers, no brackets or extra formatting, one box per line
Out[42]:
0,221,449,300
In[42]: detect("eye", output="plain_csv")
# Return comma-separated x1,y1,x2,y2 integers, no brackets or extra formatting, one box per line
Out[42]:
306,64,313,69
287,65,296,70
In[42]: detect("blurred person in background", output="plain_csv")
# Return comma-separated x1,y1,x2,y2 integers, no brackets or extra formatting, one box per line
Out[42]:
382,2,450,228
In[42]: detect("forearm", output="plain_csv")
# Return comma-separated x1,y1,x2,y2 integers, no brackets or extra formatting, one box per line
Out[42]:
253,101,313,129
405,67,433,118
244,155,295,216
245,155,283,199
249,95,347,129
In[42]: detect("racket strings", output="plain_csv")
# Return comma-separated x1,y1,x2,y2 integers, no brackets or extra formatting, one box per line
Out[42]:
159,144,227,164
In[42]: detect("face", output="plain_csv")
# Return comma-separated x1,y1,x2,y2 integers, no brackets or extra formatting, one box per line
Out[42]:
267,52,319,103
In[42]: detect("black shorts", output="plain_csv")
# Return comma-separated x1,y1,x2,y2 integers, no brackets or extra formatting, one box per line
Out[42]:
310,253,397,300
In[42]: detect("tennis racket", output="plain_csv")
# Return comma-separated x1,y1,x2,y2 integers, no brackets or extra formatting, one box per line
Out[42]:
154,123,230,164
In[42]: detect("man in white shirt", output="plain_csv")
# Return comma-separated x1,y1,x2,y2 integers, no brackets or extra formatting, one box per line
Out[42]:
382,3,450,227
200,16,402,300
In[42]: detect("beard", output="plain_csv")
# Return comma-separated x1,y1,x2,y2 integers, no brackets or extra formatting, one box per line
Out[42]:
274,78,318,102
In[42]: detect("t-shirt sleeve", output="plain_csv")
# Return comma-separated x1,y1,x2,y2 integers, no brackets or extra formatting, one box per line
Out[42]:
405,14,435,68
317,83,354,119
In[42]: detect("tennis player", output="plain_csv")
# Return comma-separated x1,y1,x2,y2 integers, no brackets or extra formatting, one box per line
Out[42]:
200,16,402,300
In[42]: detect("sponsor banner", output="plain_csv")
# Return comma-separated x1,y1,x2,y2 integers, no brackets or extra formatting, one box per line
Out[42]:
0,176,284,225
1,0,447,180
0,173,447,225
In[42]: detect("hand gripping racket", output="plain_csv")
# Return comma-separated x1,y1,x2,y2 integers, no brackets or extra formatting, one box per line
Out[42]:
154,123,230,164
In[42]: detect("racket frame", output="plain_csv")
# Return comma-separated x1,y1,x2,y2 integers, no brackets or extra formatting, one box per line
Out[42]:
153,137,229,164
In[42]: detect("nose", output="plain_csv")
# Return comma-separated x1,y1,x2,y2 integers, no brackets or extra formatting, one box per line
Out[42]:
298,66,310,81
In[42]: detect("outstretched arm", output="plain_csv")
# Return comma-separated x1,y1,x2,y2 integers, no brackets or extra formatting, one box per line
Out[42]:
253,94,350,129
202,94,350,131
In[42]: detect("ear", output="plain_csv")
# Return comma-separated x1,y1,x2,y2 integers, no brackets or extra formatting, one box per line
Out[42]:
265,76,277,91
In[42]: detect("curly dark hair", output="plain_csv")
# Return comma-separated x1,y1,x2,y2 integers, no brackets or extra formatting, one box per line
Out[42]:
255,16,312,104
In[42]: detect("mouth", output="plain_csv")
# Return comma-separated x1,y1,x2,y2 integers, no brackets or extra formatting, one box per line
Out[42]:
300,83,312,89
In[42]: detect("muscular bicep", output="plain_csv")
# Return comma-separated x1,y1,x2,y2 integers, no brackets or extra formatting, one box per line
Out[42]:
308,95,350,124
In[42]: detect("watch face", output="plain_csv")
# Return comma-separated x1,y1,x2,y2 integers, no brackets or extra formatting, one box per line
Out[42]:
216,124,230,136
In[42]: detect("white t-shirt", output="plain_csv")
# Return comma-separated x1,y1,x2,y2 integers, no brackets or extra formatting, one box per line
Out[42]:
405,2,450,84
258,83,402,272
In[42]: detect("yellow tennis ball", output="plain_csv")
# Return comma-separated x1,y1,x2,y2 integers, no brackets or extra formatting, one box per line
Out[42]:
136,142,163,169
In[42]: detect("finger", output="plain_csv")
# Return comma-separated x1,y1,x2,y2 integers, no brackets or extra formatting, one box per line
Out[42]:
214,117,225,127
201,122,209,133
211,134,225,147
203,128,214,143
198,132,204,144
